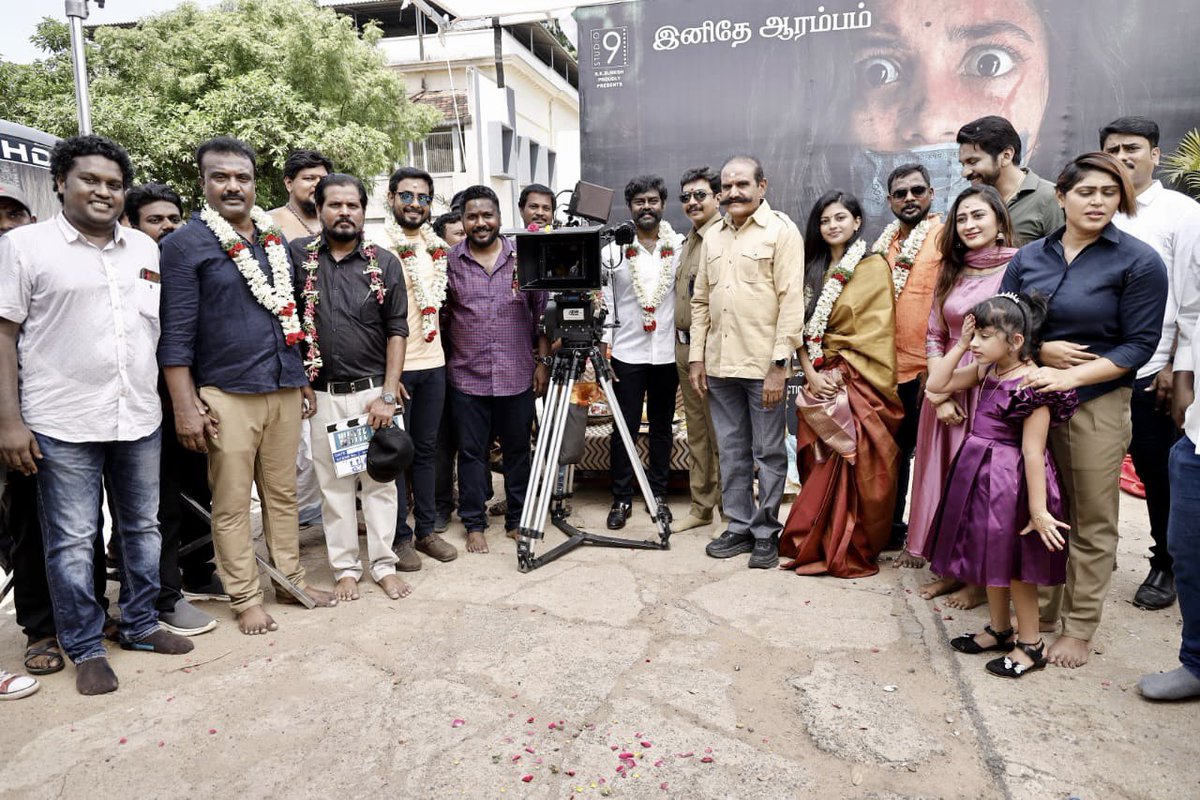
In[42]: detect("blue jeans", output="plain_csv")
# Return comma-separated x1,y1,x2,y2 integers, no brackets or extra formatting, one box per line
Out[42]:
396,366,446,540
34,430,163,663
1169,435,1200,679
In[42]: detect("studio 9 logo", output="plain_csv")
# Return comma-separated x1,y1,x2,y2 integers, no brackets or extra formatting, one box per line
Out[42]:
592,27,628,68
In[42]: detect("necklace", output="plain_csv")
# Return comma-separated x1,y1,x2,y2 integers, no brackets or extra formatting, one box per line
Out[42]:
384,219,450,343
871,217,936,299
200,205,302,346
287,203,319,236
803,239,867,368
622,220,679,331
300,236,385,380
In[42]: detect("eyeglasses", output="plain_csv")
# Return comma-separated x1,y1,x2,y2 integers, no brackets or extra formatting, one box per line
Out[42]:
890,185,929,201
396,191,433,207
679,190,711,203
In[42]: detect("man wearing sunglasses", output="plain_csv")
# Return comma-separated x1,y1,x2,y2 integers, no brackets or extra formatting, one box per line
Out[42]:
384,167,460,570
672,167,723,533
957,115,1063,246
876,164,944,556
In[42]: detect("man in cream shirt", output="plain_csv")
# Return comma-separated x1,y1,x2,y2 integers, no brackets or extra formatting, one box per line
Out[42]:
689,155,805,570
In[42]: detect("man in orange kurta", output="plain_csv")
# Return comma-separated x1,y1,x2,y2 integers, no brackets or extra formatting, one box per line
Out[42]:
875,164,944,551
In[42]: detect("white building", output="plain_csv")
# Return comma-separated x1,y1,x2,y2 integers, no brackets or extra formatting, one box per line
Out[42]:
323,1,581,226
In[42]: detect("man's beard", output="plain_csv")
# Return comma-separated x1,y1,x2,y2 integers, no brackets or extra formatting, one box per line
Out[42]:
395,208,428,232
298,199,318,217
471,228,499,247
326,223,361,243
635,210,661,231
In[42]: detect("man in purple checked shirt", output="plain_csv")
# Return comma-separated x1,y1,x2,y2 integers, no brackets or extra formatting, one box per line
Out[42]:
442,185,550,554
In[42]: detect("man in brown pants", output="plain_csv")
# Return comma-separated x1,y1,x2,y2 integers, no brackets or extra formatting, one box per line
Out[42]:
160,136,336,636
673,167,723,532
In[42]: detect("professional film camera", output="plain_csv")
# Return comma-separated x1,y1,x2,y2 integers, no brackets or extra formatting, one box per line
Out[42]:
513,182,672,572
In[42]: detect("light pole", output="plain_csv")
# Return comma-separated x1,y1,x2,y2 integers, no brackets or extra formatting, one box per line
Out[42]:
64,0,103,135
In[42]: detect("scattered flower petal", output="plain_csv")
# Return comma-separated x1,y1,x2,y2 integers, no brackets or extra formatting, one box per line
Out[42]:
521,775,533,783
700,756,714,763
119,737,128,745
451,718,466,728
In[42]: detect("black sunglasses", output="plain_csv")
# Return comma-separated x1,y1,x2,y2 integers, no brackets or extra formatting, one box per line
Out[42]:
890,185,929,201
396,191,433,207
679,190,711,204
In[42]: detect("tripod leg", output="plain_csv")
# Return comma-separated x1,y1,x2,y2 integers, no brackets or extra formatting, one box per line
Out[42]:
593,352,672,546
534,366,577,534
519,365,561,535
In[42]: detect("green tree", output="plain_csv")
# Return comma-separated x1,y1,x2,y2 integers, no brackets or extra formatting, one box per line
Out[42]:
0,0,441,208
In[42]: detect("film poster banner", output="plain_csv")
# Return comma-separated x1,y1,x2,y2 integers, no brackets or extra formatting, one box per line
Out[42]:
576,0,1200,233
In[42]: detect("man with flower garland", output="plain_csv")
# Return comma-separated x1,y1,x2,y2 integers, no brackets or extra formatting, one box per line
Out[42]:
690,156,806,570
873,164,949,570
600,175,682,530
289,173,413,601
383,166,459,569
159,136,337,637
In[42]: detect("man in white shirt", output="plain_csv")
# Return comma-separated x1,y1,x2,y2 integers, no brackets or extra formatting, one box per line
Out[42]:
1103,116,1200,611
601,175,682,529
0,135,193,696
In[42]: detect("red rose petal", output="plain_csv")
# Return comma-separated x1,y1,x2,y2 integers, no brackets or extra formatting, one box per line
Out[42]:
527,716,535,723
660,782,669,790
208,728,218,735
451,718,465,728
640,741,652,748
521,775,533,783
700,756,714,763
119,737,128,745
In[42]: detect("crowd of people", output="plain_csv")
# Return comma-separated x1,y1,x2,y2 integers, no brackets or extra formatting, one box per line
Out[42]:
0,112,1196,705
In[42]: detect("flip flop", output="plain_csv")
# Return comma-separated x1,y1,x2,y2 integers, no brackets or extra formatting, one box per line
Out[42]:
23,638,64,676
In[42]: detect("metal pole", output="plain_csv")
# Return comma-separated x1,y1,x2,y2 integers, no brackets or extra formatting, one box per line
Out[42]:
65,0,93,134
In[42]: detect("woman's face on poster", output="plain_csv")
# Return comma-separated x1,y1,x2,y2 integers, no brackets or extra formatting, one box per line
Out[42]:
849,0,1050,155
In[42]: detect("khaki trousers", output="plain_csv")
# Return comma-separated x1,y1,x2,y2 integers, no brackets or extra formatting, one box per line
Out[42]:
1040,387,1132,641
310,388,399,582
676,342,721,520
200,386,305,613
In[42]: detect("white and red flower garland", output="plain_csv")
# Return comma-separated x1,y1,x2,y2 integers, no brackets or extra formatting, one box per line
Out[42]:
299,236,386,380
386,219,448,343
200,205,302,346
804,239,867,368
871,217,935,299
623,219,678,332
302,236,386,381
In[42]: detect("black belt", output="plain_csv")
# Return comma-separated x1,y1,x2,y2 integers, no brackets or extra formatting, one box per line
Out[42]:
311,375,385,395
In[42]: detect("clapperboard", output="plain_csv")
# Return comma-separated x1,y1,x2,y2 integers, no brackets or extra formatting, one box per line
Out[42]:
326,414,405,479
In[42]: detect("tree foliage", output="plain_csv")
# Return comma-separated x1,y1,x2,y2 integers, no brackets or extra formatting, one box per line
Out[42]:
0,0,441,208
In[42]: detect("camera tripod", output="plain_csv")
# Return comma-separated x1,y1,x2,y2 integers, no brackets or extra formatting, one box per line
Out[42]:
516,344,672,572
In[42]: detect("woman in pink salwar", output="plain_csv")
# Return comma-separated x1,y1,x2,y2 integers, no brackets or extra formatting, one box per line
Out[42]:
897,186,1018,608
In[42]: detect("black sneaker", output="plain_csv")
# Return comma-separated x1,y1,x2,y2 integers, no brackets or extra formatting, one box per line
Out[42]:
705,530,754,559
748,537,779,569
433,512,451,533
606,501,632,530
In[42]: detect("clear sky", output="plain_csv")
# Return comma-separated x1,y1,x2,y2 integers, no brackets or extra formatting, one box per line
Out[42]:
2,0,224,64
1,1,581,64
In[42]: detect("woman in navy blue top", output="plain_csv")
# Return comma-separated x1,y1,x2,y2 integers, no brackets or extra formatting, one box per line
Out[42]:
1000,151,1168,670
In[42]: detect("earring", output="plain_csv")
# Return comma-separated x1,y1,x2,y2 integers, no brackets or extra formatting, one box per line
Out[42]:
996,232,1005,243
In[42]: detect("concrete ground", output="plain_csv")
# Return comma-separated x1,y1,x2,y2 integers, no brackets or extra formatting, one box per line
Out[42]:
0,488,1194,800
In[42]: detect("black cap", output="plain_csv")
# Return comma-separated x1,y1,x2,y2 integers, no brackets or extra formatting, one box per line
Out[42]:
365,425,414,483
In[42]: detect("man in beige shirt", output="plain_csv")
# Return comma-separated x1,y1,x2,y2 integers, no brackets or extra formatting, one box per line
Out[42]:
689,156,805,569
674,166,723,532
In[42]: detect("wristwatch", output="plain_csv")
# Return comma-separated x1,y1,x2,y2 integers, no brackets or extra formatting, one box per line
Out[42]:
536,355,553,366
773,358,787,367
381,391,397,405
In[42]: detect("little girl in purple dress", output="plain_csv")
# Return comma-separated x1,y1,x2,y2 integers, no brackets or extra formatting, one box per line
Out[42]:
925,292,1078,678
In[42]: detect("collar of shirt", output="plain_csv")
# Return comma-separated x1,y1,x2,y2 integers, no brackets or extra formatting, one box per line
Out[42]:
1137,179,1164,207
717,199,775,233
310,235,373,267
1014,168,1045,198
687,211,722,244
1043,220,1123,254
456,235,516,272
55,212,126,250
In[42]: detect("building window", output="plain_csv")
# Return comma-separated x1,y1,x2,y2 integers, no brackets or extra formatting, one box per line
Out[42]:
412,130,462,175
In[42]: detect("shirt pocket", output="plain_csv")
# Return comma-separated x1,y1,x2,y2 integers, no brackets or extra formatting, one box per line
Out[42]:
739,243,774,283
705,251,723,286
358,289,382,324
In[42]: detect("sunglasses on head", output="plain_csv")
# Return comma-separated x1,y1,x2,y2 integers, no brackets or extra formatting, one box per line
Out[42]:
396,191,433,206
890,185,929,201
679,190,712,203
